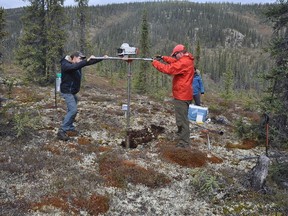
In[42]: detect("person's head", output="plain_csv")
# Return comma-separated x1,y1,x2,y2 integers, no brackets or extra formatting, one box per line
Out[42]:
194,68,200,76
171,44,186,59
70,51,86,63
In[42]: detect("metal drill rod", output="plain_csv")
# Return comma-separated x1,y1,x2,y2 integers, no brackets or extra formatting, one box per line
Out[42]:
191,122,224,135
126,62,132,149
91,57,153,61
92,55,153,148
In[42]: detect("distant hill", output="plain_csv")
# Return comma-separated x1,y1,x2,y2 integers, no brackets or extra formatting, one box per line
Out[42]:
3,1,273,90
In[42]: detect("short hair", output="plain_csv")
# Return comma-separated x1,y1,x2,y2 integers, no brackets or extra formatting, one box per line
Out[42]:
70,51,86,59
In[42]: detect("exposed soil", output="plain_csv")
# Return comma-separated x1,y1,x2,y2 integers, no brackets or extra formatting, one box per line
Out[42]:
0,71,287,215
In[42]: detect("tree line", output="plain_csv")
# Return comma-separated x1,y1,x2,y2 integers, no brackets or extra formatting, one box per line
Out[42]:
2,1,272,87
1,1,287,148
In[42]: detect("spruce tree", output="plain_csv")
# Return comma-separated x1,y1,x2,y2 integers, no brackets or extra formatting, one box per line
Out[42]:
195,40,201,68
0,7,7,73
222,65,234,100
16,0,46,83
76,0,88,53
135,9,150,94
46,0,66,79
263,0,288,148
0,8,7,48
16,0,66,84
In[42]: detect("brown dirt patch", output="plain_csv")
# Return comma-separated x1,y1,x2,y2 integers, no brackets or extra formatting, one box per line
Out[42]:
98,146,112,152
43,145,61,155
158,141,223,167
78,136,91,145
30,191,109,215
206,153,224,164
99,153,171,188
121,124,165,148
226,139,259,150
67,143,79,150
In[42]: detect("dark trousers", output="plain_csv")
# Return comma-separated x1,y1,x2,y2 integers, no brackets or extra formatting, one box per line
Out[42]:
193,93,201,106
174,99,191,144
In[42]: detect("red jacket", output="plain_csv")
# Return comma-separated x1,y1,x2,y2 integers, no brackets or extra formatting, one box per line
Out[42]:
152,53,194,100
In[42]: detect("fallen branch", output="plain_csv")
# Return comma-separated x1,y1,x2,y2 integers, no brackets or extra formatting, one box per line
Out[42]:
239,155,288,161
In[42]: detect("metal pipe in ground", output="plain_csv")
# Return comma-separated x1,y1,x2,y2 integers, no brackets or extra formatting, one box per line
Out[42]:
92,56,153,148
126,62,132,148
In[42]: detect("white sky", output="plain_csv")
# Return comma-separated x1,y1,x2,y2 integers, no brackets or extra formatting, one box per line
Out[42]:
1,0,277,9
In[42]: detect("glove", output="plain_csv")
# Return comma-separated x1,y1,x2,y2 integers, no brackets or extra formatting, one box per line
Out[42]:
154,55,162,60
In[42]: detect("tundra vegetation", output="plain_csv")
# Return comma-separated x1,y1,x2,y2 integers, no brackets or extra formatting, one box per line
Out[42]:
0,1,287,215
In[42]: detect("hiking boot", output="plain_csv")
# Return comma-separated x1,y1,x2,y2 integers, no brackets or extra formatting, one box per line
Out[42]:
57,130,69,141
66,130,79,137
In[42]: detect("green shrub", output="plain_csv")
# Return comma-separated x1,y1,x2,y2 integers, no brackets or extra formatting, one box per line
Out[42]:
13,110,42,137
190,168,220,197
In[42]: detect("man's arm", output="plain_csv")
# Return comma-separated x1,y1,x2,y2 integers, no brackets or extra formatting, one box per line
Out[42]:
61,60,87,72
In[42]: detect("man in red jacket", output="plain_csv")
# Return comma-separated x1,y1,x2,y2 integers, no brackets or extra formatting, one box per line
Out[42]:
152,44,194,147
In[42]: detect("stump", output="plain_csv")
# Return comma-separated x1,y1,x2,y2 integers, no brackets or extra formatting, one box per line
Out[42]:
250,155,270,191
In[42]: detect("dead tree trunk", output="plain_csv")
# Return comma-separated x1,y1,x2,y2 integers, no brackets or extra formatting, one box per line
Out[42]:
250,155,270,192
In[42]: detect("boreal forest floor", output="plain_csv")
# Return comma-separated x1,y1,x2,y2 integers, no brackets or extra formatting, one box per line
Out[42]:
0,67,287,215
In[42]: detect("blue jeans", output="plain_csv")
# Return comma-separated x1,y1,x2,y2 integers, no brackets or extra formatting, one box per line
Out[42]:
60,93,78,132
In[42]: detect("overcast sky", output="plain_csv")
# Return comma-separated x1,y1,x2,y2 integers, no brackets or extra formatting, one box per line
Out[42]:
1,0,276,9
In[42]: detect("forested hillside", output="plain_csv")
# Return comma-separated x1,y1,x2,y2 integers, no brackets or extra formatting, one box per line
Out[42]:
3,2,273,91
2,2,288,215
